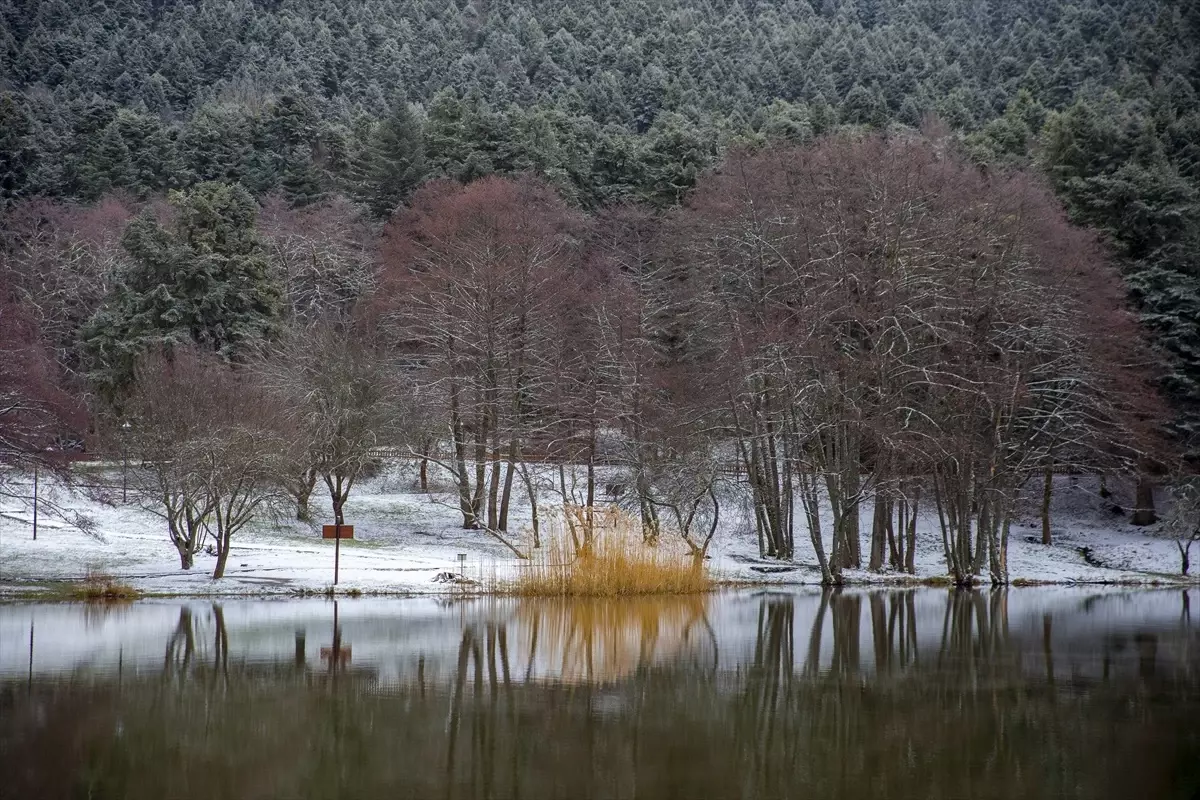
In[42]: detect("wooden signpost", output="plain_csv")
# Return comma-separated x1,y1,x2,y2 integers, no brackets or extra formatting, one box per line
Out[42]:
322,524,354,585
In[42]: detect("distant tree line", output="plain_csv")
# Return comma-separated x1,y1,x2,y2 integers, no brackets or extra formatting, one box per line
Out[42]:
1,0,1197,450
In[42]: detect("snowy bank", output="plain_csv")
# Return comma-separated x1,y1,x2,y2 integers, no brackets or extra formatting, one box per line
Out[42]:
0,467,1195,598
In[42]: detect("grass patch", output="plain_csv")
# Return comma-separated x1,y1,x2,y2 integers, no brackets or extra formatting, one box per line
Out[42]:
63,570,141,601
342,538,385,549
508,506,710,597
296,585,365,598
1010,577,1052,587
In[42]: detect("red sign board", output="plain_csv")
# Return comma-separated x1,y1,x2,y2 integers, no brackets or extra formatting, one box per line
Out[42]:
322,525,354,539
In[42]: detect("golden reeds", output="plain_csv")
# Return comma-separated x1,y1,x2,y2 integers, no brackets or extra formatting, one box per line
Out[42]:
66,569,141,601
510,505,711,597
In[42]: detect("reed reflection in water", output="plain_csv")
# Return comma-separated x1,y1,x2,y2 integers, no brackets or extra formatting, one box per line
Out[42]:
1,589,1198,800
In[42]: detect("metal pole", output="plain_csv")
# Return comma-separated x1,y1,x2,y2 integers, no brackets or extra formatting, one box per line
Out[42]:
334,519,341,586
28,622,34,692
32,466,38,541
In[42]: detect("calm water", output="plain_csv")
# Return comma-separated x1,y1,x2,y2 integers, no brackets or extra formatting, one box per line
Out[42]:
2,589,1198,800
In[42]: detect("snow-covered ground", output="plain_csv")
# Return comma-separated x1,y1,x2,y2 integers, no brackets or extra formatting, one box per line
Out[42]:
0,464,1194,597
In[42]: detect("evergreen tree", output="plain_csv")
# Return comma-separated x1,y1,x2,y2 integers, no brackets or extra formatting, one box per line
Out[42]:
638,112,714,207
76,119,132,199
179,105,253,186
358,96,426,217
0,92,34,207
424,88,475,181
280,145,327,207
758,99,814,142
83,182,282,396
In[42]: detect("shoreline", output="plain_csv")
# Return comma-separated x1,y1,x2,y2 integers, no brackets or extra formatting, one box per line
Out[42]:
4,573,1198,603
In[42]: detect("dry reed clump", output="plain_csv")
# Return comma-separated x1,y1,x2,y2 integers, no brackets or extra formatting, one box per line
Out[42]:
67,569,141,601
510,505,711,597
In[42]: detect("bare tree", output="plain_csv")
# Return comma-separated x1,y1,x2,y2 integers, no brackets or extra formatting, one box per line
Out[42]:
0,195,135,380
258,323,401,529
258,194,377,324
379,176,584,555
669,134,1166,584
1164,479,1200,575
195,374,289,579
584,204,685,545
121,350,219,570
123,348,287,576
640,442,723,562
0,279,86,498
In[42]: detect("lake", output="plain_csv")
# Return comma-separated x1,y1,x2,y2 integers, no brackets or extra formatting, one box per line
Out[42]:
2,589,1198,800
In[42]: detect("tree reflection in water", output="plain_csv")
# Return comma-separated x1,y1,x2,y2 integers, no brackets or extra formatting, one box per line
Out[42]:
1,590,1198,800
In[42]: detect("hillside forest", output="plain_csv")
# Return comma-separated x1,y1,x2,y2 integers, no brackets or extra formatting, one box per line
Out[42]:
2,0,1199,584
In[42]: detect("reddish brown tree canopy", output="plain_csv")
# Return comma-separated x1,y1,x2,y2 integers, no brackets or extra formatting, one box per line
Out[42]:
0,287,85,466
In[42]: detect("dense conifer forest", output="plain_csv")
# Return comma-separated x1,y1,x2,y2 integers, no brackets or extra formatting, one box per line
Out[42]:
2,0,1199,582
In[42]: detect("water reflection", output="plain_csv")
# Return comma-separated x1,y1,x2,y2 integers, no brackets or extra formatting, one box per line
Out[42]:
1,589,1198,800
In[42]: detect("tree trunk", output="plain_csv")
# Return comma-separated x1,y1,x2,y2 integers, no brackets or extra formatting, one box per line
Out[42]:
450,379,474,529
904,488,918,574
934,473,970,586
753,499,766,558
972,496,989,576
637,468,660,544
1041,467,1053,545
888,497,902,571
487,428,502,530
763,416,784,556
844,432,862,568
826,426,861,570
798,472,834,585
295,467,317,522
177,543,194,570
498,437,518,531
868,491,888,573
517,458,540,548
998,513,1011,583
745,436,777,557
170,506,205,571
781,438,795,558
585,427,596,547
1131,475,1157,526
559,464,579,554
326,474,347,526
471,403,488,527
213,532,231,579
